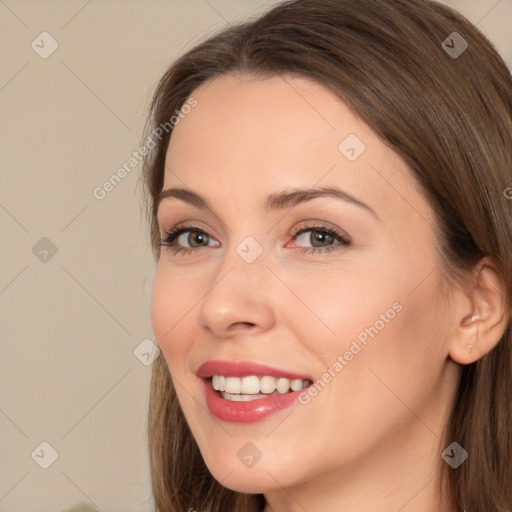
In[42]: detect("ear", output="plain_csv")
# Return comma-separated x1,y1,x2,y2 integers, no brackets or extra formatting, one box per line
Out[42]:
449,257,509,365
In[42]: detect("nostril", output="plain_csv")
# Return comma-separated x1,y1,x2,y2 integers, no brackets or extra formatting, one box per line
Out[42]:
234,322,255,329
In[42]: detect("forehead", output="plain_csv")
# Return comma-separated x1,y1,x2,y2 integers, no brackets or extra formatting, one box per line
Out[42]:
162,73,431,227
166,74,368,188
167,73,367,160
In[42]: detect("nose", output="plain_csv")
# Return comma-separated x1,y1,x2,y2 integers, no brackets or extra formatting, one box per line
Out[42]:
197,252,276,339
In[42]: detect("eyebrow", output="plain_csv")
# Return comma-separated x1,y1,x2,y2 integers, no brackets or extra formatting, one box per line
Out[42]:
155,185,378,218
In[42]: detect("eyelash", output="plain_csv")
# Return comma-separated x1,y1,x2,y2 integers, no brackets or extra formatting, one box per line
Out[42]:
159,223,350,257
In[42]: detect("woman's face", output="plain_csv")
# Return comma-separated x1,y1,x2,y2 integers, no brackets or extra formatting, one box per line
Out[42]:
152,74,459,498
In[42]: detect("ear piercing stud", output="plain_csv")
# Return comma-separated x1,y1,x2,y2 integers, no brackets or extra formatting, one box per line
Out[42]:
465,345,472,354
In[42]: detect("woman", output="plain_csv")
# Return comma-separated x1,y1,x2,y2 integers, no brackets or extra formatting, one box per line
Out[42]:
140,0,512,510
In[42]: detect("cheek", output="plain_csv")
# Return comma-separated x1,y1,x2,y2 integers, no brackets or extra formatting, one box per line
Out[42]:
301,253,447,411
151,263,194,368
151,267,203,422
325,272,448,424
373,274,451,392
295,266,402,361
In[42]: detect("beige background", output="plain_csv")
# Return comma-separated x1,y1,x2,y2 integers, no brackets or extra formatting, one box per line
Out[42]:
1,1,510,511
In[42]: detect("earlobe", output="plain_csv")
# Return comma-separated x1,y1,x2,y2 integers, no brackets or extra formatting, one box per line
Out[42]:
448,259,508,365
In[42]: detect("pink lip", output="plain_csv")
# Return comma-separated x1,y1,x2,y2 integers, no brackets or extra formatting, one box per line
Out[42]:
196,360,313,381
196,360,313,424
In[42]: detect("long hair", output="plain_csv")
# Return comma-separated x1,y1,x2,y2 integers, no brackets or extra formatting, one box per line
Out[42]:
140,1,512,510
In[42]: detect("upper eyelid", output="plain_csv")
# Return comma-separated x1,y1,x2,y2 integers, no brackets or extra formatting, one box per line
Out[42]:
161,222,342,236
160,221,215,237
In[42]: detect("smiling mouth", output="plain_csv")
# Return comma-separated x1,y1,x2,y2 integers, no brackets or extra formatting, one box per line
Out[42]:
209,375,313,402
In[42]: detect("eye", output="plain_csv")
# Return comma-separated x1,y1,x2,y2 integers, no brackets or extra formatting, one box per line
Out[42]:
159,222,350,257
289,224,350,254
159,224,219,256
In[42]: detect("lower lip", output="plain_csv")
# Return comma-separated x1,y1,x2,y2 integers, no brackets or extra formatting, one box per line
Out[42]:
200,378,305,423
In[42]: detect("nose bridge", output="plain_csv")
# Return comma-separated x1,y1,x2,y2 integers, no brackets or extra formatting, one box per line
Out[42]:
214,218,270,278
211,231,270,300
197,232,276,336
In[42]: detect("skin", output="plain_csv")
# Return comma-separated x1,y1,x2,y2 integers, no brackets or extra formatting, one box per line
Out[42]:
151,74,504,512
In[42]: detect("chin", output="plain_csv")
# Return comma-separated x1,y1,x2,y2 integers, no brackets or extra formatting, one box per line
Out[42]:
212,468,279,494
200,452,290,494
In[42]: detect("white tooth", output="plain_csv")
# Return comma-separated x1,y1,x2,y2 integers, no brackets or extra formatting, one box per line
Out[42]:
241,376,260,394
224,376,241,394
276,378,291,394
217,375,309,395
222,391,267,402
260,376,276,393
290,379,303,392
239,393,264,401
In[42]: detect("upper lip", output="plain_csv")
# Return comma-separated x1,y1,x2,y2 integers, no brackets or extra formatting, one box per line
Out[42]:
196,360,313,381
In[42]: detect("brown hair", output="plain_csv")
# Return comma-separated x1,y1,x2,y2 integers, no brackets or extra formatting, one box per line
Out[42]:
140,0,512,510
